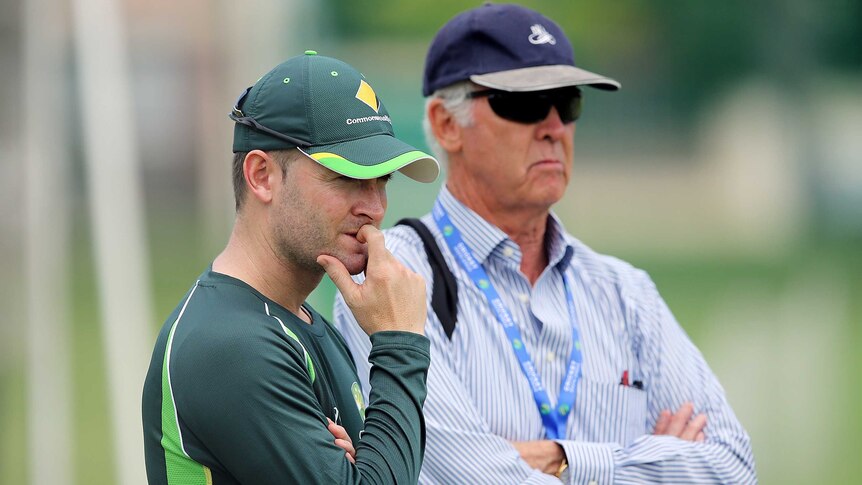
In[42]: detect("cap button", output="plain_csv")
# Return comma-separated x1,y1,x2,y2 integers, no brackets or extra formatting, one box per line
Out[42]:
304,50,318,56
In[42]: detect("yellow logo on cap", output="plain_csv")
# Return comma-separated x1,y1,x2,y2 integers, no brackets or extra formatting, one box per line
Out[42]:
355,80,379,113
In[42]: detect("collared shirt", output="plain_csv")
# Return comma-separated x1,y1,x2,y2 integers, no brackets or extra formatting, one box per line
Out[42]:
333,187,756,484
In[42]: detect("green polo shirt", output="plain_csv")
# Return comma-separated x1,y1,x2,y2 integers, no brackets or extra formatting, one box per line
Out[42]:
142,269,430,484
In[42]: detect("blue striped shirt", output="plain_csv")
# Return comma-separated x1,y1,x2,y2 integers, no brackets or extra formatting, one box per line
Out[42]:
333,187,756,484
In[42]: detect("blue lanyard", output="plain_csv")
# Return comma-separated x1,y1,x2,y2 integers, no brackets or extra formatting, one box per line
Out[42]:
433,201,583,439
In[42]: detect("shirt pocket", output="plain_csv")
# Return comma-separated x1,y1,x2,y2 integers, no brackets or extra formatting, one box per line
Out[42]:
575,377,648,447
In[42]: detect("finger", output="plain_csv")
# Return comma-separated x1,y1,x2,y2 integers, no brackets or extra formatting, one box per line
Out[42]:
327,418,356,462
327,419,350,441
334,438,355,454
696,431,706,442
332,439,354,459
680,413,708,442
355,224,378,244
356,225,387,262
653,409,672,435
326,418,340,436
665,402,695,437
318,255,358,301
334,438,356,460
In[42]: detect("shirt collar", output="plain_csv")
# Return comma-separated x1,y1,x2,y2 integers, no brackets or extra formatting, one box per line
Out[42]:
546,212,575,269
437,186,574,269
437,186,508,264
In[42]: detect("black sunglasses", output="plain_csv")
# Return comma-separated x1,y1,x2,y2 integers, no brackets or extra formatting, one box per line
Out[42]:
228,86,312,148
467,87,583,124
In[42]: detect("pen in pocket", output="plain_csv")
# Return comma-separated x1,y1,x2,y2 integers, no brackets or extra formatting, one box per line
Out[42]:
620,370,644,389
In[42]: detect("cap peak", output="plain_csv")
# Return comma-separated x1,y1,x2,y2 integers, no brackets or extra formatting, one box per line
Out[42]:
423,4,619,95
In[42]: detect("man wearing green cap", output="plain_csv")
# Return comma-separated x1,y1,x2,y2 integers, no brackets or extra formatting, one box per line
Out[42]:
142,51,439,484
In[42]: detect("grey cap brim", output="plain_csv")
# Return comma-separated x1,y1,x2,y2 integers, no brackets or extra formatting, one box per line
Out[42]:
299,133,440,183
470,65,620,92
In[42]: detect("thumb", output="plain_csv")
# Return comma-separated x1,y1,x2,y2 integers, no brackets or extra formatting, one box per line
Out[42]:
317,255,358,301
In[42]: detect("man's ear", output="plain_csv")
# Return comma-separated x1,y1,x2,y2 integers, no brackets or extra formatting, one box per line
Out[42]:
243,150,279,205
428,98,464,154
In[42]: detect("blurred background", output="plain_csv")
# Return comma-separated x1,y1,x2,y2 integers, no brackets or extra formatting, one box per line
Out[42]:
1,0,860,483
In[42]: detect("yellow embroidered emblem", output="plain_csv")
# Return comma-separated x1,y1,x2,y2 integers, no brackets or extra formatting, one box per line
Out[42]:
355,80,379,113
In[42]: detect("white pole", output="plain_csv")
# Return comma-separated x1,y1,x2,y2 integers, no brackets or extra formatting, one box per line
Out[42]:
191,0,233,255
23,0,73,481
192,0,308,251
190,0,310,258
221,1,295,86
71,0,153,482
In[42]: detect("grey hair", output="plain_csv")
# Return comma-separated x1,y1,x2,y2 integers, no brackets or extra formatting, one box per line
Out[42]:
422,81,475,168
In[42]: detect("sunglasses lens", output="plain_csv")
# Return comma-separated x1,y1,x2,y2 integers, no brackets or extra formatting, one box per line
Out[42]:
555,93,582,123
487,94,548,123
485,89,582,124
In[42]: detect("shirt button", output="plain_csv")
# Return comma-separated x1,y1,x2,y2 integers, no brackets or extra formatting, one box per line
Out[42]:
546,351,555,362
502,246,515,257
517,293,530,303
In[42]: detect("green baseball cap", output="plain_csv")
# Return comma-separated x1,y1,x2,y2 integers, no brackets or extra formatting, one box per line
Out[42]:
231,51,439,183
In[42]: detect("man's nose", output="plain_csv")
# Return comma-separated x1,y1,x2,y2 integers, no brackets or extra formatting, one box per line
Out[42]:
536,106,568,142
354,180,387,221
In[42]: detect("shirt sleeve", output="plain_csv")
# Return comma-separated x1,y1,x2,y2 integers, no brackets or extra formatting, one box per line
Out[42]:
175,326,429,484
554,268,756,485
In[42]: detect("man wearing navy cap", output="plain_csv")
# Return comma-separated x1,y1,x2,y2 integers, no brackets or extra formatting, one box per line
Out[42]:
142,52,439,484
334,4,756,484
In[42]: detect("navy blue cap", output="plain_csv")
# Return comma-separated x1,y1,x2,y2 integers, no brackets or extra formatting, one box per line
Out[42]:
423,3,620,96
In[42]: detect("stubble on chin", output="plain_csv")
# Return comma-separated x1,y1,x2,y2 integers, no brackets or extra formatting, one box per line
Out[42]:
332,249,369,276
330,223,372,275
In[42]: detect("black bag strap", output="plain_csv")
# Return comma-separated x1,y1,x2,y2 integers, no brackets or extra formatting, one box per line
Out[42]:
396,218,459,340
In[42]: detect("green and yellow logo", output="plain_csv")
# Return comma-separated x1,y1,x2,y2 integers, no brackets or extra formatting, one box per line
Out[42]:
351,382,366,421
355,80,379,112
540,403,551,415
